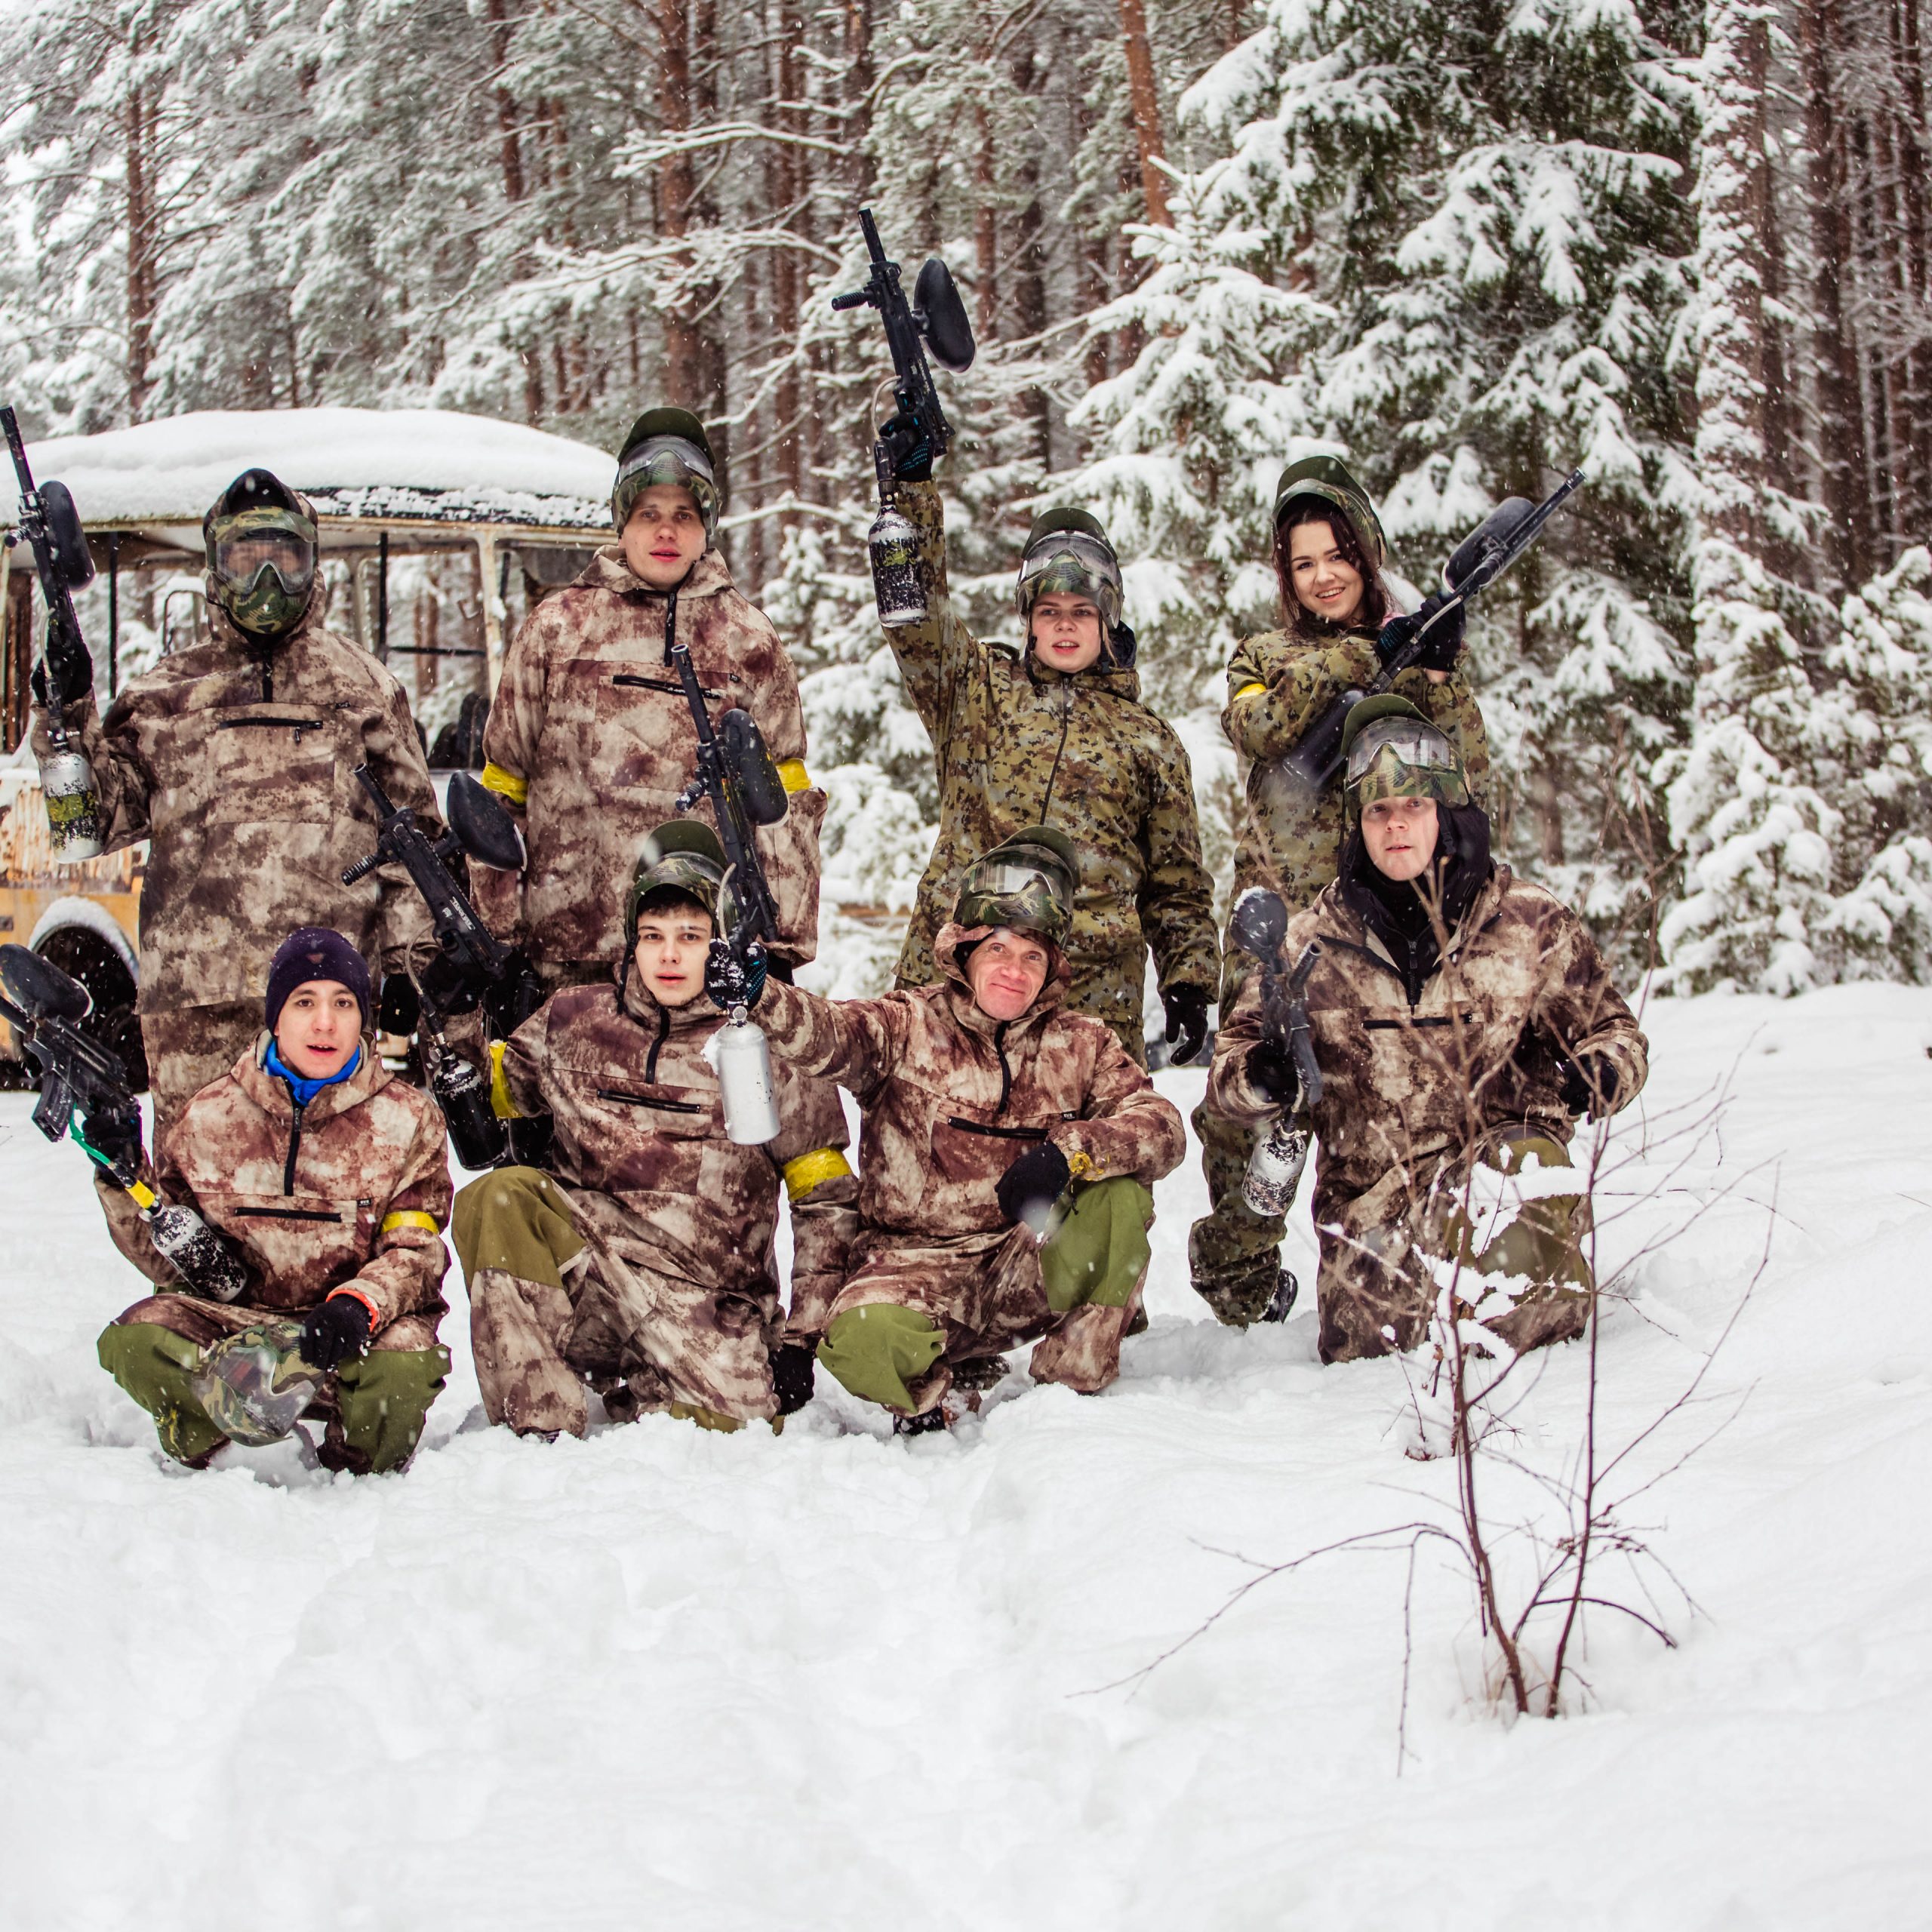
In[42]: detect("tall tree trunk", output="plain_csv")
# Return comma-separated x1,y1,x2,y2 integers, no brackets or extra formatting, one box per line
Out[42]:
1010,49,1051,464
974,100,998,340
657,0,700,402
125,46,155,420
1117,0,1170,225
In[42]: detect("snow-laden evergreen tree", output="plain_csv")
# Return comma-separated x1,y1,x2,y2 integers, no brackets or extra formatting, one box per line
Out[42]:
1179,0,1702,966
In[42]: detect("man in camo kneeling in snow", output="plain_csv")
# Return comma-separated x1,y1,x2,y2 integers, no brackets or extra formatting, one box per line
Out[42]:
706,827,1186,1433
452,825,858,1436
94,927,454,1473
1208,697,1648,1365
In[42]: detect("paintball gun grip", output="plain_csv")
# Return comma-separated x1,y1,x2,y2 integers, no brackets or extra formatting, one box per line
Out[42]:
30,1069,74,1144
341,848,384,886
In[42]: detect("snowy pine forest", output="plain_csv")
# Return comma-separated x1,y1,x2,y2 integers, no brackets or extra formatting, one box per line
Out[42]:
0,0,1927,992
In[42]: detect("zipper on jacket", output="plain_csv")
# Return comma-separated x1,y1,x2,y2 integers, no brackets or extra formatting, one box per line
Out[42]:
1035,685,1074,825
613,672,722,699
645,1004,671,1084
992,1021,1014,1114
597,1085,702,1113
220,715,324,743
946,1115,1047,1142
283,1101,306,1197
239,1205,341,1223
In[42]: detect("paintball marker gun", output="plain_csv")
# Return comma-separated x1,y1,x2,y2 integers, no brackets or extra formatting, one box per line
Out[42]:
1228,890,1324,1217
2,405,105,861
340,765,540,1168
832,209,977,627
0,943,246,1300
1278,469,1588,796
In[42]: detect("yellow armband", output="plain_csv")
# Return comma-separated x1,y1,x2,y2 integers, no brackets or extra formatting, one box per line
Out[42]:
776,759,812,795
1233,682,1266,701
380,1210,441,1235
489,1041,519,1120
782,1146,853,1202
480,761,528,807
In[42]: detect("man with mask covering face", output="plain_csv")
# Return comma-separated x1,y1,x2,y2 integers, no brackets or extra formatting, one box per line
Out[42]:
1205,697,1648,1366
29,468,440,1148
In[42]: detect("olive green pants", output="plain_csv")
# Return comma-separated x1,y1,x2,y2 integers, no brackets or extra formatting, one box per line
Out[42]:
97,1318,449,1472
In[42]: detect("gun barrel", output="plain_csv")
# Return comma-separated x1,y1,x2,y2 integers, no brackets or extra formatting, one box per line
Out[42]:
2,405,32,488
859,207,887,264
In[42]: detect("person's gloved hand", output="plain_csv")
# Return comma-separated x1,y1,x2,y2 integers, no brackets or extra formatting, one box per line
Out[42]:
1558,1054,1620,1118
1376,592,1467,673
771,1341,817,1416
377,974,422,1039
76,1101,143,1172
995,1140,1072,1229
878,409,935,483
1162,986,1211,1065
1247,1041,1300,1109
299,1293,373,1372
414,950,482,1019
704,937,767,1011
29,618,94,710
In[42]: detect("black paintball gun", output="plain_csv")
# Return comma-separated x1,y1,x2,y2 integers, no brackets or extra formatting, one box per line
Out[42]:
1281,469,1588,795
3,404,106,860
832,209,977,626
0,943,247,1300
668,593,788,951
341,765,540,1168
1229,891,1323,1217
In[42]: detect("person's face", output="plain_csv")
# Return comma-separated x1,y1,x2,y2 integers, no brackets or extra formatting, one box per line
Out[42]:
621,486,708,587
1029,593,1106,674
1287,518,1367,626
1360,795,1440,883
633,906,714,1006
968,928,1052,1020
274,980,362,1079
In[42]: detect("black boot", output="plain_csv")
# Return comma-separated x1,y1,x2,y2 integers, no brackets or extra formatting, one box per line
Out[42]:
1258,1269,1299,1323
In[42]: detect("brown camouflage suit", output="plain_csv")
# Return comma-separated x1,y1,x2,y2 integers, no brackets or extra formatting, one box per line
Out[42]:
1208,864,1647,1364
477,546,825,978
884,481,1219,1062
458,973,859,1433
98,1035,454,1466
753,924,1188,1409
32,599,438,1137
1190,623,1491,1321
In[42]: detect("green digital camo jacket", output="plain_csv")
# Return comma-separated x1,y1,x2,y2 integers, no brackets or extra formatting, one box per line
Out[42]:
1223,625,1489,926
885,480,1219,1058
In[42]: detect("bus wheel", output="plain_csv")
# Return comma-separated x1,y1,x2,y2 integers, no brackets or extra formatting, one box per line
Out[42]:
32,927,149,1095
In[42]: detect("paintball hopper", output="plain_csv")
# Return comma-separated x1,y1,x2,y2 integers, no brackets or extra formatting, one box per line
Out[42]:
447,771,526,872
36,481,94,589
1444,497,1537,592
189,1319,322,1447
1229,888,1289,964
0,942,92,1026
912,260,975,374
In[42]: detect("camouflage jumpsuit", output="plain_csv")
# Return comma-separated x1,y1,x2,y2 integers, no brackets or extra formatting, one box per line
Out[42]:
1189,623,1489,1324
884,481,1218,1063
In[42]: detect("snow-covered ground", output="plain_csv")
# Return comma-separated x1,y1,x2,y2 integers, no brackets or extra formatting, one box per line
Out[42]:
3,986,1930,1930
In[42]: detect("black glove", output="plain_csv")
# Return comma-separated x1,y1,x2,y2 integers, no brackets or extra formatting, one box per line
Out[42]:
30,641,94,713
1162,986,1211,1065
298,1293,373,1372
878,409,935,483
377,974,421,1038
771,1342,817,1416
77,1101,143,1173
414,949,483,1019
995,1140,1072,1229
1376,592,1467,673
1558,1054,1620,1118
1247,1041,1300,1109
704,937,767,1011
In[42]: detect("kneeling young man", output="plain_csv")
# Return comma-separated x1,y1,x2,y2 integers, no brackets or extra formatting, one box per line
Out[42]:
96,928,454,1472
453,826,857,1436
707,828,1186,1431
1208,697,1648,1364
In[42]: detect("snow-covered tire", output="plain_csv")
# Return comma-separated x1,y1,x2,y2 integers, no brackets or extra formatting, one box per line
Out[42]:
25,922,148,1094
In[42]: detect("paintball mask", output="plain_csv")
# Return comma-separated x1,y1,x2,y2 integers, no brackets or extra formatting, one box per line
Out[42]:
612,408,721,543
205,470,317,642
626,820,733,946
1015,510,1124,640
190,1318,322,1447
954,826,1078,946
1340,697,1470,813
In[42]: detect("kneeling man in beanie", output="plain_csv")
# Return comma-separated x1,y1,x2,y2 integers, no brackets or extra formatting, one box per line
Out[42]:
94,927,454,1472
705,828,1187,1432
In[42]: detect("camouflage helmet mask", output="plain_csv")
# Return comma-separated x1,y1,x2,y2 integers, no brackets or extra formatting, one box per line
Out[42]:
625,820,733,949
1015,509,1124,641
204,469,318,643
955,825,1078,947
1341,695,1470,815
612,408,721,545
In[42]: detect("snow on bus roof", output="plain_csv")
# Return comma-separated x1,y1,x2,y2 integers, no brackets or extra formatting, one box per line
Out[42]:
23,408,617,528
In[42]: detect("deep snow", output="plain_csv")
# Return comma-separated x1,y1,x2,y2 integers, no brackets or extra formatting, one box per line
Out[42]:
2,986,1930,1930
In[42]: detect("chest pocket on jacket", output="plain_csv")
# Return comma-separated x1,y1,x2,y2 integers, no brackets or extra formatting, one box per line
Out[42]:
542,655,693,798
199,711,340,826
574,1077,720,1193
931,1103,1069,1186
204,1190,369,1303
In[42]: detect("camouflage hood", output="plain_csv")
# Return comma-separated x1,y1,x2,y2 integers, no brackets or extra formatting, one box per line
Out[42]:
574,543,739,603
934,918,1073,1029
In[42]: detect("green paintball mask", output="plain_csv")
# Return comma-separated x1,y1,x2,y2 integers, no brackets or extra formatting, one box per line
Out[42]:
1341,697,1470,813
1271,454,1389,571
189,1318,322,1447
625,821,731,947
1015,511,1124,638
954,826,1078,946
205,470,318,643
612,409,721,543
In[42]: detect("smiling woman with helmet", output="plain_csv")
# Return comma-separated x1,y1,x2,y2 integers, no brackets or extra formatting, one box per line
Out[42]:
869,416,1218,1067
27,466,441,1149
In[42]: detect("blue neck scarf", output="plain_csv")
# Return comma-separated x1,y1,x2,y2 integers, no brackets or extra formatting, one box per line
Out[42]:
266,1038,361,1108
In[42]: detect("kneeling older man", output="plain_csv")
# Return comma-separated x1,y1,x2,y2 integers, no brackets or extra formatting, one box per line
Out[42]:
706,828,1186,1431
